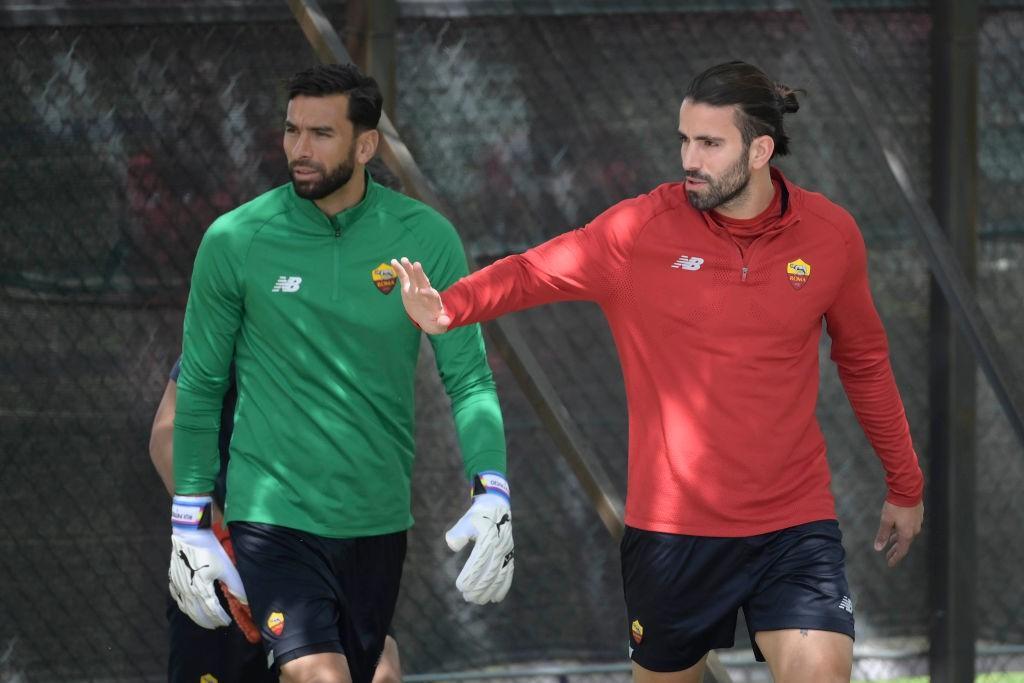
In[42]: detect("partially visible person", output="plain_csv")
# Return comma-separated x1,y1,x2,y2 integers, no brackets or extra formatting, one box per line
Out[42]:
151,356,403,683
392,60,924,683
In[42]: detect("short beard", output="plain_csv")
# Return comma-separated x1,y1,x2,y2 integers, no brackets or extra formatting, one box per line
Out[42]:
685,145,752,212
290,149,356,201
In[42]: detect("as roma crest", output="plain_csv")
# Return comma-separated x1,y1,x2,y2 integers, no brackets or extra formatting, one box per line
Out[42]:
267,611,285,637
630,619,644,644
372,263,398,295
786,258,811,290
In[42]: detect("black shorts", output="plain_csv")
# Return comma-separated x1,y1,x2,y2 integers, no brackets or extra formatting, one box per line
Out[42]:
621,519,855,672
167,596,275,683
230,522,406,683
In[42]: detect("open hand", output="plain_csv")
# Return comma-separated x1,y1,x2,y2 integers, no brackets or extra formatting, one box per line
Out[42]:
873,500,923,567
391,257,451,334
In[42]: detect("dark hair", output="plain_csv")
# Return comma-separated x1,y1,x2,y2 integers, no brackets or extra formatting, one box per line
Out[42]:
684,61,802,157
286,64,383,131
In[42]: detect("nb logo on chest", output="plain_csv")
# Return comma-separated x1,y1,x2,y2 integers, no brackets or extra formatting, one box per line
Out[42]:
272,276,303,293
670,255,704,271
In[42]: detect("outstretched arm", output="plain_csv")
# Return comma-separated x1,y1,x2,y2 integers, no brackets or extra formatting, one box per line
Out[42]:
392,195,647,333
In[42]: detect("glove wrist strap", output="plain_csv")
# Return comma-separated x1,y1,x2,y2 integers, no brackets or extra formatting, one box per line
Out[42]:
171,494,213,530
472,471,510,502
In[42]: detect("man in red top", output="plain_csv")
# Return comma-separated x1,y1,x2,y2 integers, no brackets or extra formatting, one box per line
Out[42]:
391,61,924,683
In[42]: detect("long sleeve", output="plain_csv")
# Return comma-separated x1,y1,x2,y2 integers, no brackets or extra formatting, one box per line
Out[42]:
430,323,508,482
173,219,246,494
825,224,924,506
443,194,647,327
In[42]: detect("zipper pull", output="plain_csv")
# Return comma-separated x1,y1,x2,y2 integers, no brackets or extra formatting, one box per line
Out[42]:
741,266,749,282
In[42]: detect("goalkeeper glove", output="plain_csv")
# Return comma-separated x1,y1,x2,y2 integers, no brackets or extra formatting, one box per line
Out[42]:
446,472,514,604
168,495,248,629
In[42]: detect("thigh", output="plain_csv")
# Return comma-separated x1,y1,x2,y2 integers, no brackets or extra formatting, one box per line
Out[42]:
230,523,346,674
331,531,407,683
280,652,351,683
371,635,402,683
621,526,748,673
744,520,855,661
754,628,852,683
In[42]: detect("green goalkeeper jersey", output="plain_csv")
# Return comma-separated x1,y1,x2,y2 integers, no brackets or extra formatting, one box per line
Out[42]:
173,174,506,537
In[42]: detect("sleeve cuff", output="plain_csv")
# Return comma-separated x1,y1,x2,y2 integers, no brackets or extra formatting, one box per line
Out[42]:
885,488,923,507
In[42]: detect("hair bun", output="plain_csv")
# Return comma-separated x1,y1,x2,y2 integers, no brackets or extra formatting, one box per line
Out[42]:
774,83,801,114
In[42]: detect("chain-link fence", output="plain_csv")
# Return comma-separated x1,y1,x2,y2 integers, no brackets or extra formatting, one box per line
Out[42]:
1,1,1022,681
975,3,1024,677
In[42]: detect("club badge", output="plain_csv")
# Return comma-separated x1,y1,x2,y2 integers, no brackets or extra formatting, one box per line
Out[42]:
630,619,644,644
787,258,811,290
372,262,398,295
267,611,285,637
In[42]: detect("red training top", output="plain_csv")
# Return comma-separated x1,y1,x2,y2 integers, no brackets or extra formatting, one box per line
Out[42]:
443,168,924,536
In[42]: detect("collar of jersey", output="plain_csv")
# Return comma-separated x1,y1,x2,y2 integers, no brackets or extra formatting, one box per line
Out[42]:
286,170,380,234
698,166,802,235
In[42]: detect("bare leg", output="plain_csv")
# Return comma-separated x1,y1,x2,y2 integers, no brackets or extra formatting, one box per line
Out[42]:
279,652,352,683
754,629,853,683
372,636,402,683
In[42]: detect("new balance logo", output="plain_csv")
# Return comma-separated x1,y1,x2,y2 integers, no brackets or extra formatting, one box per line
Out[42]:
671,255,704,271
838,596,853,614
272,276,302,293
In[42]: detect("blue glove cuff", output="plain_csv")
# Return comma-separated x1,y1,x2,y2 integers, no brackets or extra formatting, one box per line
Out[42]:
172,495,213,530
472,471,510,502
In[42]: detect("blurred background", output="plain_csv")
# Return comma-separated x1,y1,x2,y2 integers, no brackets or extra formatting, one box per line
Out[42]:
1,0,1022,681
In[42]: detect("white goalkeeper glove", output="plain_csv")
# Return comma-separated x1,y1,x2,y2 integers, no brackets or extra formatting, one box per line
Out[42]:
446,472,514,604
168,495,248,629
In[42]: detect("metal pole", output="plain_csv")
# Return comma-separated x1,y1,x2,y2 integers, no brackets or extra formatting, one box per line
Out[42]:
484,319,625,539
928,1,979,680
284,3,732,679
345,0,397,120
797,0,1024,455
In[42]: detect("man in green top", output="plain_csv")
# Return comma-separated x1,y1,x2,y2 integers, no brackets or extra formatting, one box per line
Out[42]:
168,64,513,683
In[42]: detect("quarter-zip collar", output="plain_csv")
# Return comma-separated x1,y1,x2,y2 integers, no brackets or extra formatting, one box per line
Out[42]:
697,166,801,237
286,170,380,235
710,178,782,241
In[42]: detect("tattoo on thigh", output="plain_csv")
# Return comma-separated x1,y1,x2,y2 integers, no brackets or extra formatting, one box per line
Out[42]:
800,629,809,637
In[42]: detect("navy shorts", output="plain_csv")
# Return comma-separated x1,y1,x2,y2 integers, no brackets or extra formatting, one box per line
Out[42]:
230,522,407,683
167,595,275,683
621,519,855,672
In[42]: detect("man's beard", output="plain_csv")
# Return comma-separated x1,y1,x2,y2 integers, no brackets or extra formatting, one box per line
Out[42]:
685,147,751,212
289,150,356,200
